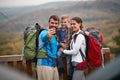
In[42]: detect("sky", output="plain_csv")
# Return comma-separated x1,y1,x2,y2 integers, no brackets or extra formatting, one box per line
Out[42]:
0,0,95,7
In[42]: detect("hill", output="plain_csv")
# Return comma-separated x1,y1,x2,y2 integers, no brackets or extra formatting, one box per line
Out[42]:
0,0,120,55
0,0,120,31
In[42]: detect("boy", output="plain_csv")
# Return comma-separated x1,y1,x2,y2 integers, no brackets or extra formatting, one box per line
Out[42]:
57,15,73,78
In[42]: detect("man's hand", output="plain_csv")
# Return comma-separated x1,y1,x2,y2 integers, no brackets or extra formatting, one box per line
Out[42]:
47,28,56,38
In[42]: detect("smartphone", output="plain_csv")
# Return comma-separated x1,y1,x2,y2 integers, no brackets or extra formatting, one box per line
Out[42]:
49,26,57,35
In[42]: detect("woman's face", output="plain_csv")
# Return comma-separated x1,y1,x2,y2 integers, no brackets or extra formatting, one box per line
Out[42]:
71,20,81,32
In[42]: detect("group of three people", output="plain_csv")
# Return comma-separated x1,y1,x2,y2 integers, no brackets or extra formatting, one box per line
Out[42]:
37,14,87,80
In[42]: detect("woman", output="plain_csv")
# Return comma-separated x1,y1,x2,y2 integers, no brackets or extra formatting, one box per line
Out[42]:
60,17,87,80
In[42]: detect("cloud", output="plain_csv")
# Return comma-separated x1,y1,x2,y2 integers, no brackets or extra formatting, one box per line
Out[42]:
0,0,95,7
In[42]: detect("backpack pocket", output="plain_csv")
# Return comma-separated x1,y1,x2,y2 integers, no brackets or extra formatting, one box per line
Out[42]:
37,49,48,59
75,61,88,70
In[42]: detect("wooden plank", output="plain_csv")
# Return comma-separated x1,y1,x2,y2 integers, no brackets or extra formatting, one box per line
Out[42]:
0,55,23,62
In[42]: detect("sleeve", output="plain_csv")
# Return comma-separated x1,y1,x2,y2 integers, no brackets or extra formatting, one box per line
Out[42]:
40,31,58,59
56,28,60,42
40,30,49,43
45,36,58,59
51,37,58,58
63,34,85,55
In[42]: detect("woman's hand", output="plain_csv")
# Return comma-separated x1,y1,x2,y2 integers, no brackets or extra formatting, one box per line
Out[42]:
84,31,90,36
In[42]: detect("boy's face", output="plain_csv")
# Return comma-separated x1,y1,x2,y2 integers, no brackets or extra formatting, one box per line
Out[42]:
61,19,69,29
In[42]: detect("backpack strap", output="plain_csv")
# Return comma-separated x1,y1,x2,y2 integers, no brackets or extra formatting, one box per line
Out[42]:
35,23,40,55
79,49,89,67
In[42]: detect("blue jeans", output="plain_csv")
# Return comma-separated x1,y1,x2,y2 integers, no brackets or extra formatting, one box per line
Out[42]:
67,55,73,77
57,51,73,77
57,51,64,68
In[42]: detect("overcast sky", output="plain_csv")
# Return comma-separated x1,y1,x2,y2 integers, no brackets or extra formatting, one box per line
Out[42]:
0,0,95,7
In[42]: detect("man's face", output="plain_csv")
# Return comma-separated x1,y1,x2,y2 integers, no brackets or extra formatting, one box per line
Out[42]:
49,18,59,29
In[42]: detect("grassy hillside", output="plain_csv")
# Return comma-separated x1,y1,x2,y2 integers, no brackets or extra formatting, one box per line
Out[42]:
0,31,23,55
0,0,120,55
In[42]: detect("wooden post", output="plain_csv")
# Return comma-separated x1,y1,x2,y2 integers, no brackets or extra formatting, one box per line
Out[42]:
8,61,14,67
62,56,67,80
17,61,23,71
102,48,110,65
26,61,33,76
0,55,35,78
87,48,111,74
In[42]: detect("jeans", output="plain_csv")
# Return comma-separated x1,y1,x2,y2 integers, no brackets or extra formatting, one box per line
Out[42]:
67,55,74,77
57,51,64,68
57,51,73,78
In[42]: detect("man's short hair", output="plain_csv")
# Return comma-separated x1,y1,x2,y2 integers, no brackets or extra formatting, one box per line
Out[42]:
49,15,59,22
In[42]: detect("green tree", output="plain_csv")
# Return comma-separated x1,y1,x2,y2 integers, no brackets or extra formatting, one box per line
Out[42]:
111,29,120,55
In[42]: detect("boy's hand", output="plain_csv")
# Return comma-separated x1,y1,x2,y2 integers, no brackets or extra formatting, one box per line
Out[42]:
60,42,69,49
59,47,64,52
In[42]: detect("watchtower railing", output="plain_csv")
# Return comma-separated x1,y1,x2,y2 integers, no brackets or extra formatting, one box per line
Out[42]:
0,48,111,80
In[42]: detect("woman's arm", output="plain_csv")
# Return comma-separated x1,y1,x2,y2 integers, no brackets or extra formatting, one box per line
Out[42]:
61,34,85,55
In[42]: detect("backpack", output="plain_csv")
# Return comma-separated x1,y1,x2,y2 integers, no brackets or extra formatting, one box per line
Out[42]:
23,23,47,62
74,27,103,68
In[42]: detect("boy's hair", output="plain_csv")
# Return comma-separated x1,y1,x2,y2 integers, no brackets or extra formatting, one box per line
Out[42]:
61,14,70,22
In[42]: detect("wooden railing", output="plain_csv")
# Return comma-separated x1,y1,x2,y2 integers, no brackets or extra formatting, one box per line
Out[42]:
0,55,36,78
0,48,111,80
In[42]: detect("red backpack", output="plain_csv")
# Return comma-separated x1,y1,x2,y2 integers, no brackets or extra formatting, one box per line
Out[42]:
74,27,102,68
86,35,102,67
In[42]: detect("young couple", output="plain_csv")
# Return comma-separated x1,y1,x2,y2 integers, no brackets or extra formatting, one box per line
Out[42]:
37,15,86,80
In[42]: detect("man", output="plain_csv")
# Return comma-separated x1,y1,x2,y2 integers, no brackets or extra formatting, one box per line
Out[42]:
37,15,59,80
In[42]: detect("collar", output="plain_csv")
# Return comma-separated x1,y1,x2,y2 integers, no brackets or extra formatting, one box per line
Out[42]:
72,30,83,37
